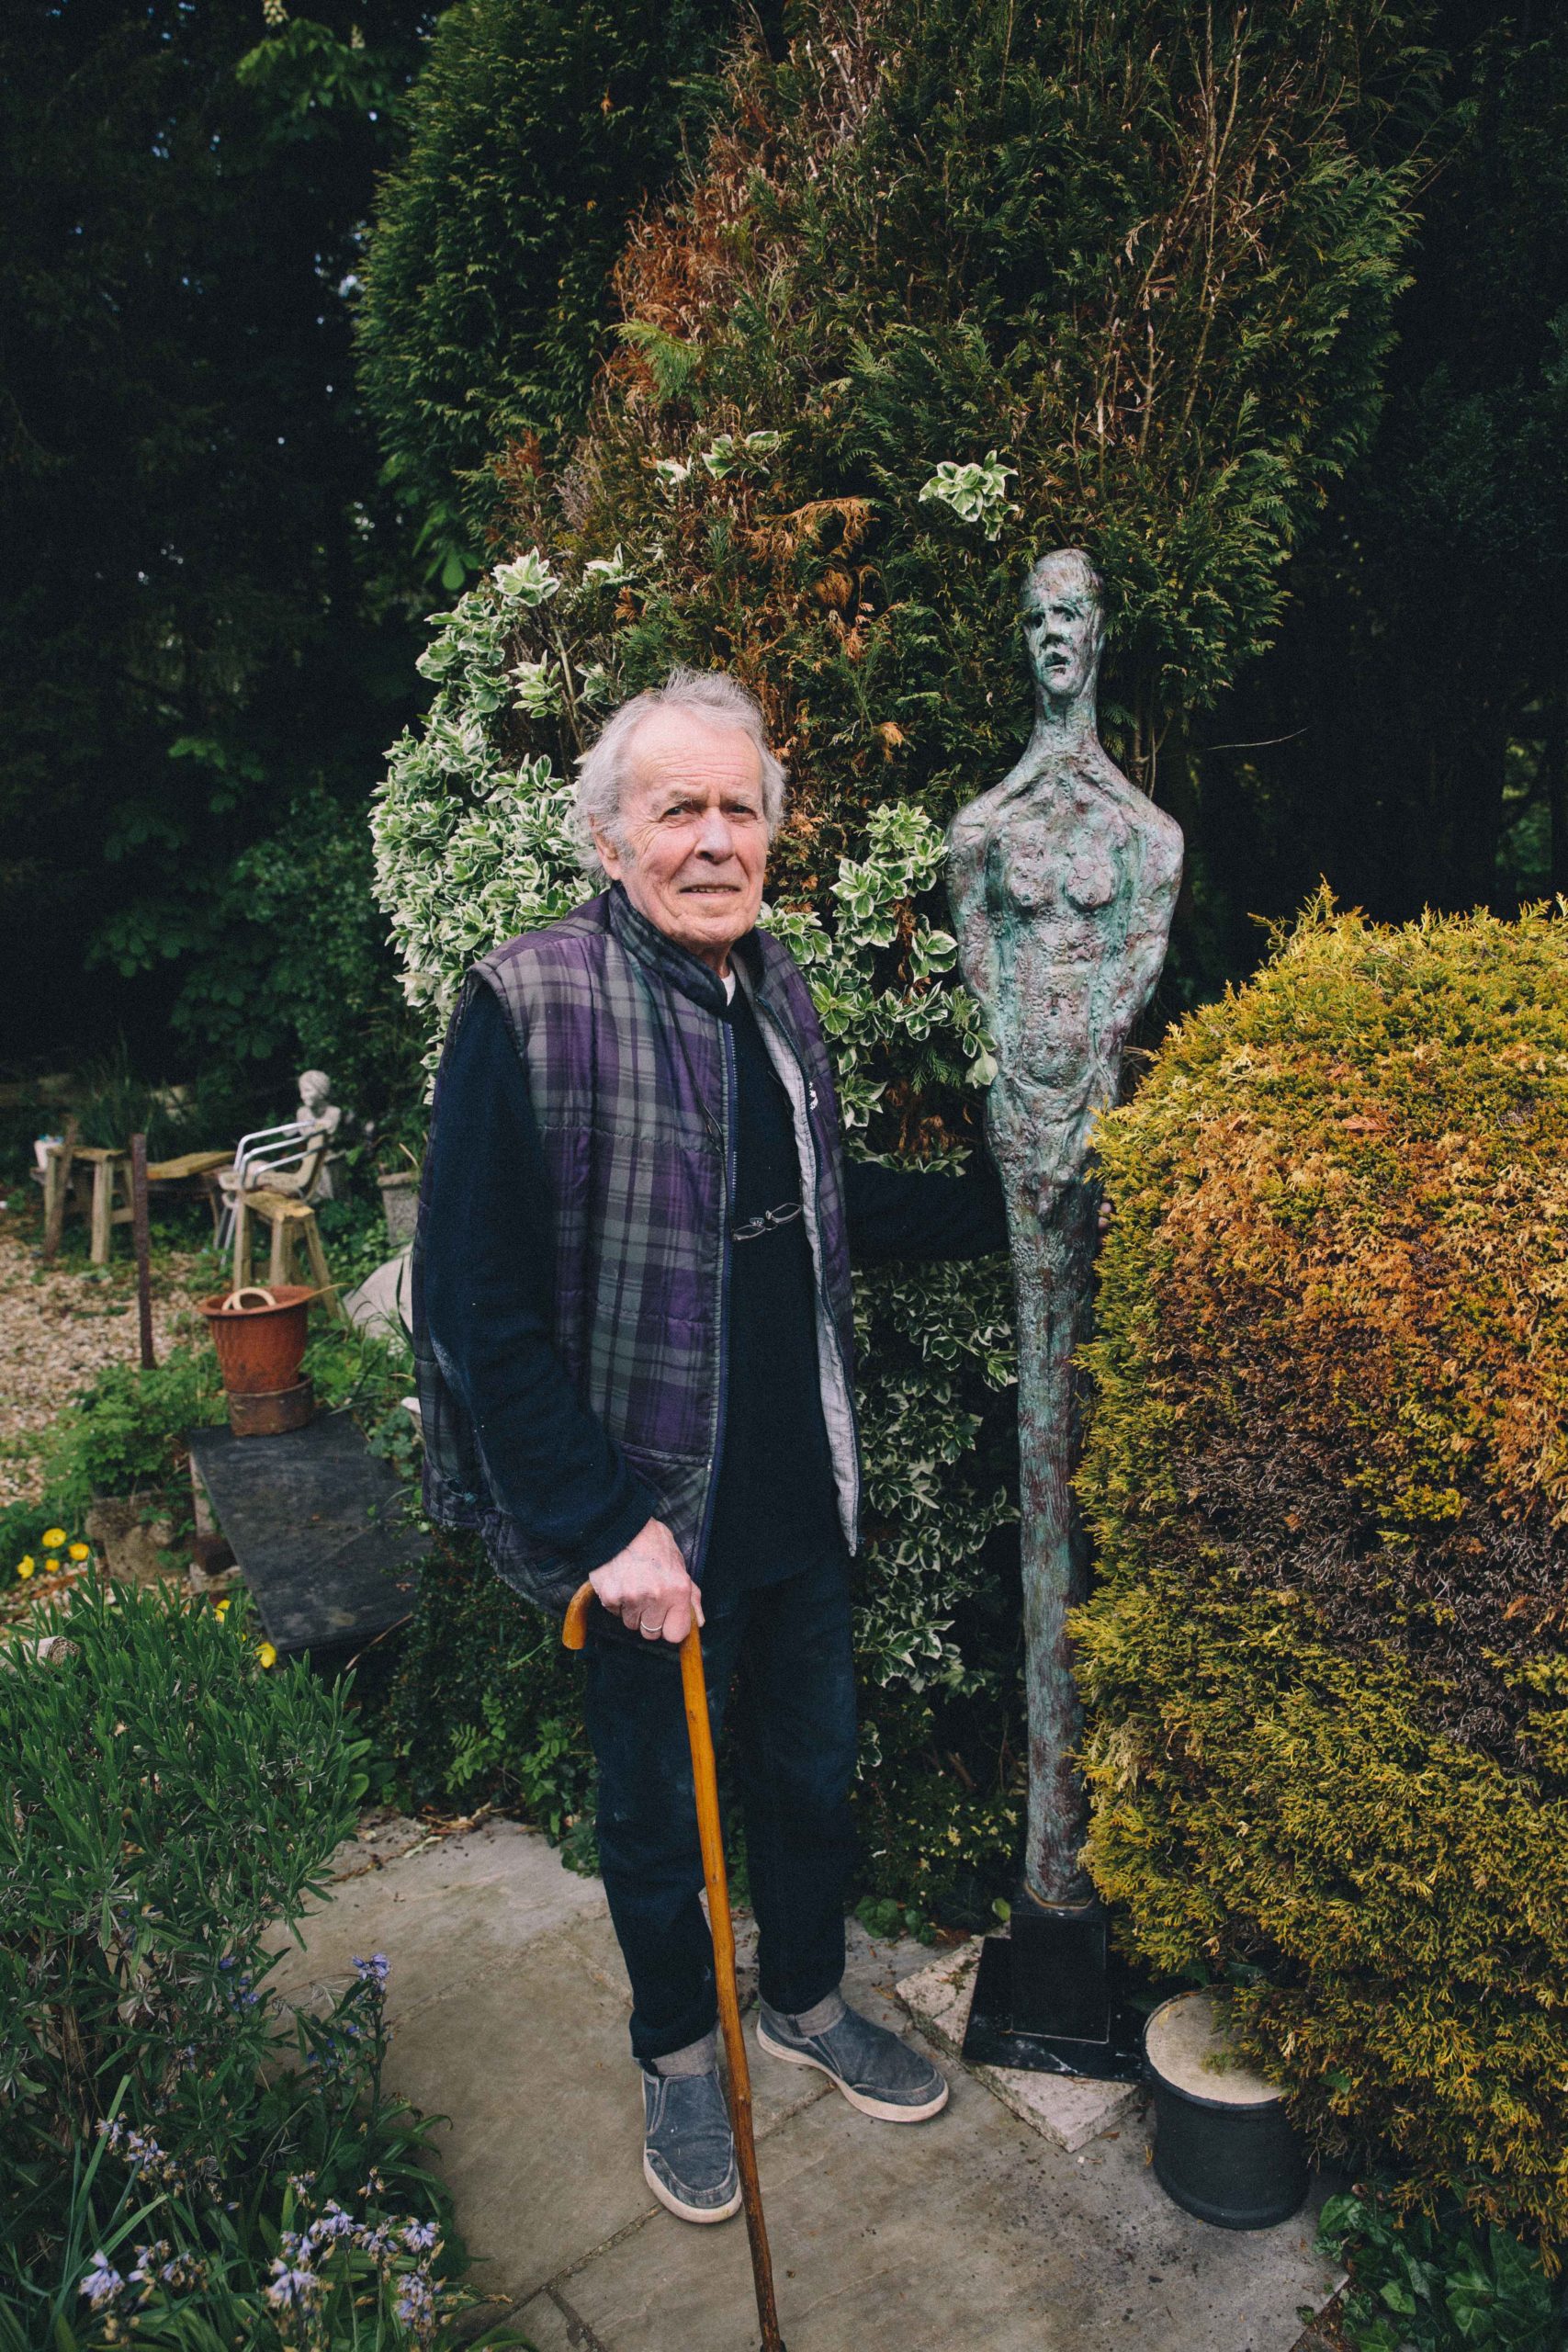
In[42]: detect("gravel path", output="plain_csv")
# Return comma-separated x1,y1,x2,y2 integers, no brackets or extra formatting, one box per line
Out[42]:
0,1200,208,1509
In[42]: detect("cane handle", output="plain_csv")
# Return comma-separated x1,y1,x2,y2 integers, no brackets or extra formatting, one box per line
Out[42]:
561,1579,596,1651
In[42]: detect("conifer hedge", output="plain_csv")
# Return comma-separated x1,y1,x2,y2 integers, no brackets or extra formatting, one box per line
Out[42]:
357,0,732,572
1075,900,1568,2240
374,0,1431,1732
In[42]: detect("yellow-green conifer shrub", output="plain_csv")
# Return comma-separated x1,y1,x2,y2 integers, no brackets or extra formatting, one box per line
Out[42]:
1074,898,1568,2240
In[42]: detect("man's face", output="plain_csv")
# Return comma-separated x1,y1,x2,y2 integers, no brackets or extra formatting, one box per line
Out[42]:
592,708,770,975
1021,561,1101,706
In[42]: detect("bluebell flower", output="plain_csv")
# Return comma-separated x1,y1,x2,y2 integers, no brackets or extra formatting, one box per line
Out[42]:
311,2202,356,2244
80,2253,124,2311
265,2260,323,2312
395,2269,436,2335
352,1951,390,1984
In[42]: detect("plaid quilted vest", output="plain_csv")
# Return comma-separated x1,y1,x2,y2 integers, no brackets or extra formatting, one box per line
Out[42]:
412,885,861,1612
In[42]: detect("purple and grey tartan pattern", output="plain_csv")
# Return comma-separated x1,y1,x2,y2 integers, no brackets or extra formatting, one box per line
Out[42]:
412,886,858,1612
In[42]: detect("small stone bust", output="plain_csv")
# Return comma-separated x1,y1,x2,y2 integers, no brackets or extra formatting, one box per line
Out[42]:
295,1069,343,1199
295,1069,342,1138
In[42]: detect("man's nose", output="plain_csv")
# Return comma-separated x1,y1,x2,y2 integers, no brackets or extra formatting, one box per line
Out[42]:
694,806,737,857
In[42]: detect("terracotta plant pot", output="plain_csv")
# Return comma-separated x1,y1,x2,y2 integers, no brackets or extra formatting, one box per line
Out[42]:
198,1283,314,1396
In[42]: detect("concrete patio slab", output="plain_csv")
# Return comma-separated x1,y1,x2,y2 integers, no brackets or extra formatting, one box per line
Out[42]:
536,2065,1331,2352
268,1818,1341,2352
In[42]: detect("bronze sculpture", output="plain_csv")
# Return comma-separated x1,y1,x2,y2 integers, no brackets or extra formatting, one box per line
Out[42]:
949,550,1182,1911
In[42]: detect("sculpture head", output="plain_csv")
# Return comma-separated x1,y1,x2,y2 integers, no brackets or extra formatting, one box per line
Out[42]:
1021,548,1104,716
298,1070,332,1114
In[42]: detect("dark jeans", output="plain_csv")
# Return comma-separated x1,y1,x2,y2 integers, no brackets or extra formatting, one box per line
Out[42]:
581,1554,857,2065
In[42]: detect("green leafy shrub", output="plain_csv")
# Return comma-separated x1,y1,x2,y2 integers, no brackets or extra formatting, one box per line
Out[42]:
0,1576,515,2350
1318,2187,1567,2352
0,1576,363,2164
1074,900,1568,2239
35,1349,223,1522
378,1532,598,1849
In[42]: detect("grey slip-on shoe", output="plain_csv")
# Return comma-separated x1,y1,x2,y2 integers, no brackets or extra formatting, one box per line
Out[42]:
756,1988,949,2121
641,2036,742,2223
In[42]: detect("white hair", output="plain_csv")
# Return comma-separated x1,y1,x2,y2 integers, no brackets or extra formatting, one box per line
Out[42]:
570,666,787,877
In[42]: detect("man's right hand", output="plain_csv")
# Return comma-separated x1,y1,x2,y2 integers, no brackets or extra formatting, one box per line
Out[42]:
588,1519,704,1645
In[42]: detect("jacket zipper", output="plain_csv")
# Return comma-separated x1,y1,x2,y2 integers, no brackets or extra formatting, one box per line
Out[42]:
753,991,863,1548
690,1011,735,1586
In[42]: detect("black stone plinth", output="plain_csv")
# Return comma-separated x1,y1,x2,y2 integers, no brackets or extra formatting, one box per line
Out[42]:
960,1892,1145,2080
186,1411,423,1662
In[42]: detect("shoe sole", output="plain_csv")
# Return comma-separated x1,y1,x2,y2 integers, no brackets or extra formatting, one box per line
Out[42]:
755,2021,950,2121
642,2151,742,2225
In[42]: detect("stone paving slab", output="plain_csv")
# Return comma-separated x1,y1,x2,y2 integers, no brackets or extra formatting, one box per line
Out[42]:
267,1819,1341,2352
526,2067,1331,2352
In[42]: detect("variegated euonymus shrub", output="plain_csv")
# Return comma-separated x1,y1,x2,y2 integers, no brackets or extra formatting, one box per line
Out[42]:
372,548,1016,1696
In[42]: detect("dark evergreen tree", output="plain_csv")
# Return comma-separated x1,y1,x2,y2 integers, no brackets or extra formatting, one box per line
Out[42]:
0,2,430,1102
355,0,743,579
1186,0,1568,968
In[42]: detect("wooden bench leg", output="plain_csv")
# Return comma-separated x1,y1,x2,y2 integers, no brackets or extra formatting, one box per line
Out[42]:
41,1148,65,1256
268,1212,292,1289
42,1120,79,1261
232,1198,252,1292
111,1157,135,1229
302,1214,342,1318
90,1159,113,1264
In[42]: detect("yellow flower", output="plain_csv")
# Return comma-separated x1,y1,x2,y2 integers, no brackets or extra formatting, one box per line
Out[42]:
16,1555,35,1579
68,1542,89,1562
214,1598,231,1619
257,1642,277,1669
41,1528,66,1550
43,1555,62,1574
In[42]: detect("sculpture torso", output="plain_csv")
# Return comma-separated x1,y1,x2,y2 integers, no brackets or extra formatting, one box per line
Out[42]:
951,736,1180,1202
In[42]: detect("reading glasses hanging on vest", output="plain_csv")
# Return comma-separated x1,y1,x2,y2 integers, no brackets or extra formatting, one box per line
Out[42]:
730,1202,805,1243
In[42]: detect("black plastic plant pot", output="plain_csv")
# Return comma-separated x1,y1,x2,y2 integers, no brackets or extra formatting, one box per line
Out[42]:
1145,1992,1309,2232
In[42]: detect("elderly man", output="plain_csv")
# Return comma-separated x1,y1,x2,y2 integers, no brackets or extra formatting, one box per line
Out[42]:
415,668,1006,2224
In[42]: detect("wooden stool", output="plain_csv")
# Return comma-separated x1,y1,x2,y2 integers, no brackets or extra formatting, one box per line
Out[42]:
41,1144,133,1263
232,1187,342,1317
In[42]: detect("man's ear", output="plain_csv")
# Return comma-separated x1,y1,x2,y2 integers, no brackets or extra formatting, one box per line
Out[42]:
591,823,624,878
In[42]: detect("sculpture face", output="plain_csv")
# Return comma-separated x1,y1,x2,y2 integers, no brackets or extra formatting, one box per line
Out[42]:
1021,559,1102,709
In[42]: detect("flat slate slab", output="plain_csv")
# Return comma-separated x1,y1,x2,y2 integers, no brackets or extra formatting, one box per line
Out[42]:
187,1410,423,1657
898,1940,1140,2154
266,1819,1343,2352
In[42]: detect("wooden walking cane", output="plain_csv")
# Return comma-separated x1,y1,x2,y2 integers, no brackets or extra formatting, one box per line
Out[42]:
563,1582,786,2352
